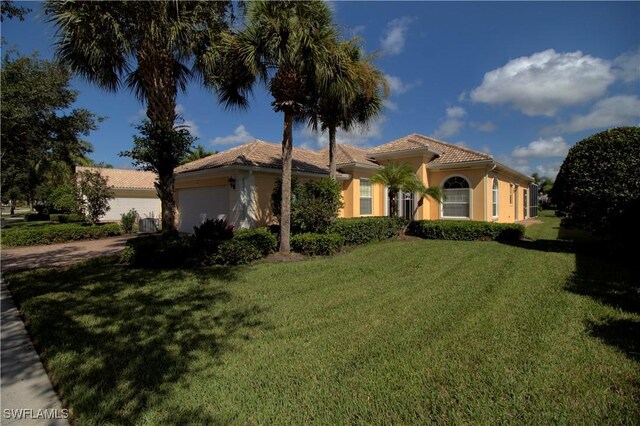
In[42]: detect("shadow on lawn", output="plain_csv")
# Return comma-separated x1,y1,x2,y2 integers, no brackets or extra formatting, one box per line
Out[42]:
501,225,639,362
6,257,269,424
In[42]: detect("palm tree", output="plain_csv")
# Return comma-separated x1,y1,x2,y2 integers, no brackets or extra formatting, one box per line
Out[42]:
370,162,418,217
311,39,389,179
181,145,215,165
229,0,340,254
401,179,443,235
46,1,234,234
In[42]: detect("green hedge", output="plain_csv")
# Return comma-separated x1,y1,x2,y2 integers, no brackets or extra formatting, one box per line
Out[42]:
50,213,86,223
329,217,405,245
213,239,263,265
2,223,122,247
407,220,524,241
291,233,344,256
233,228,277,256
25,212,50,222
121,235,196,268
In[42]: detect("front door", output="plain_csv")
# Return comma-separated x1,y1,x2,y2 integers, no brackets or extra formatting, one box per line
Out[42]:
401,191,414,220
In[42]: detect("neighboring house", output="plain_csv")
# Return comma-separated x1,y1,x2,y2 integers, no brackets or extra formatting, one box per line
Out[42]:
76,166,160,222
174,133,535,232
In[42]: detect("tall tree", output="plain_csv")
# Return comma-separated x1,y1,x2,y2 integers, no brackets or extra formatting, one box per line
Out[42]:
47,0,234,234
1,52,98,212
311,39,389,178
1,0,31,21
227,0,341,253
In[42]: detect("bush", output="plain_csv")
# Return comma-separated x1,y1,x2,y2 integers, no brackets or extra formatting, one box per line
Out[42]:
121,235,197,267
213,239,263,265
50,213,86,223
329,216,405,245
78,170,115,223
49,184,81,214
272,177,343,233
2,223,122,247
552,127,640,231
120,209,138,233
407,220,524,241
24,212,50,222
233,228,277,256
291,233,344,256
193,218,234,250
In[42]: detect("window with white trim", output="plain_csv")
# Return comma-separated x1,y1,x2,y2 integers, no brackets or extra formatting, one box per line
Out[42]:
442,176,470,218
492,178,499,218
360,179,372,216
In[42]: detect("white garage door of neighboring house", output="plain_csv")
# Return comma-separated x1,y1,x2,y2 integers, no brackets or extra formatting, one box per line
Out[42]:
177,186,228,233
104,195,161,221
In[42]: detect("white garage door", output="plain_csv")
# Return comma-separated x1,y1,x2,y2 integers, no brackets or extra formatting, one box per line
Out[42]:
104,196,161,221
177,186,228,233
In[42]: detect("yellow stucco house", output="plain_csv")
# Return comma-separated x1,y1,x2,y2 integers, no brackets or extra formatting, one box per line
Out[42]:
174,133,535,232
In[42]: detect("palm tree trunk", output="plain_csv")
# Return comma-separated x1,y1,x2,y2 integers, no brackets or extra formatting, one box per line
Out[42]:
389,189,398,217
329,125,337,179
279,111,294,254
139,44,178,234
403,197,424,236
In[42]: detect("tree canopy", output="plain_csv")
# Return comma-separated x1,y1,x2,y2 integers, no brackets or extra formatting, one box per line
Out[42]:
1,51,99,207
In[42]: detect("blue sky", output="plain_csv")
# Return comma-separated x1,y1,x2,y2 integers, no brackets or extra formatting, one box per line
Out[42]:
3,1,639,177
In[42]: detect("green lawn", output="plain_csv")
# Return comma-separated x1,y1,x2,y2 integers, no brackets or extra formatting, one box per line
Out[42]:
5,215,639,424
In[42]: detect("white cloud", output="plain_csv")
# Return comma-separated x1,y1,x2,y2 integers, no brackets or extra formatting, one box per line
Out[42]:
383,99,399,111
613,48,640,83
535,162,562,179
544,95,640,134
512,136,569,158
471,49,615,116
210,125,254,146
175,104,185,114
299,116,386,149
472,121,497,132
384,74,420,95
433,106,467,139
349,25,366,36
180,119,201,139
481,144,492,154
458,91,467,102
128,108,146,124
380,17,414,56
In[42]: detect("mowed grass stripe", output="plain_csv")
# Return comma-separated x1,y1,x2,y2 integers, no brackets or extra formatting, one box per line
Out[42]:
6,215,639,424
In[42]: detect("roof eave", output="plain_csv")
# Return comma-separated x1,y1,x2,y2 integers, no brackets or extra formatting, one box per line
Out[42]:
426,159,494,170
336,162,381,170
493,161,535,182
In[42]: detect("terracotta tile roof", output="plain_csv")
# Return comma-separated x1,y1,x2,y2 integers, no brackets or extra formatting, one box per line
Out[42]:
368,133,493,165
320,145,380,168
76,166,157,190
175,140,330,175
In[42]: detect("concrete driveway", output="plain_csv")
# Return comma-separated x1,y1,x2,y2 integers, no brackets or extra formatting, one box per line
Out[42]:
1,235,131,272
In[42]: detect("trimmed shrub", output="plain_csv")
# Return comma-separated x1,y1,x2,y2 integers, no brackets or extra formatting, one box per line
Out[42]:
24,212,50,222
552,127,640,231
120,209,138,233
407,220,524,241
233,228,277,256
2,223,122,247
49,184,81,214
121,235,197,267
50,213,86,223
193,218,234,250
272,177,343,234
213,239,262,265
291,233,344,256
329,216,405,245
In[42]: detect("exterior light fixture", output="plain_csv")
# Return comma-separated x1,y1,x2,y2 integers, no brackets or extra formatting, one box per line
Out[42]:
228,176,236,190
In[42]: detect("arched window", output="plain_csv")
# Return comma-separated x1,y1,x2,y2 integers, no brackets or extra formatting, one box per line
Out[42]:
442,176,470,218
492,178,499,218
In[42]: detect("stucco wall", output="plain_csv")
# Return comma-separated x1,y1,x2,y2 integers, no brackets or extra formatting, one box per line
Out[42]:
427,167,487,221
